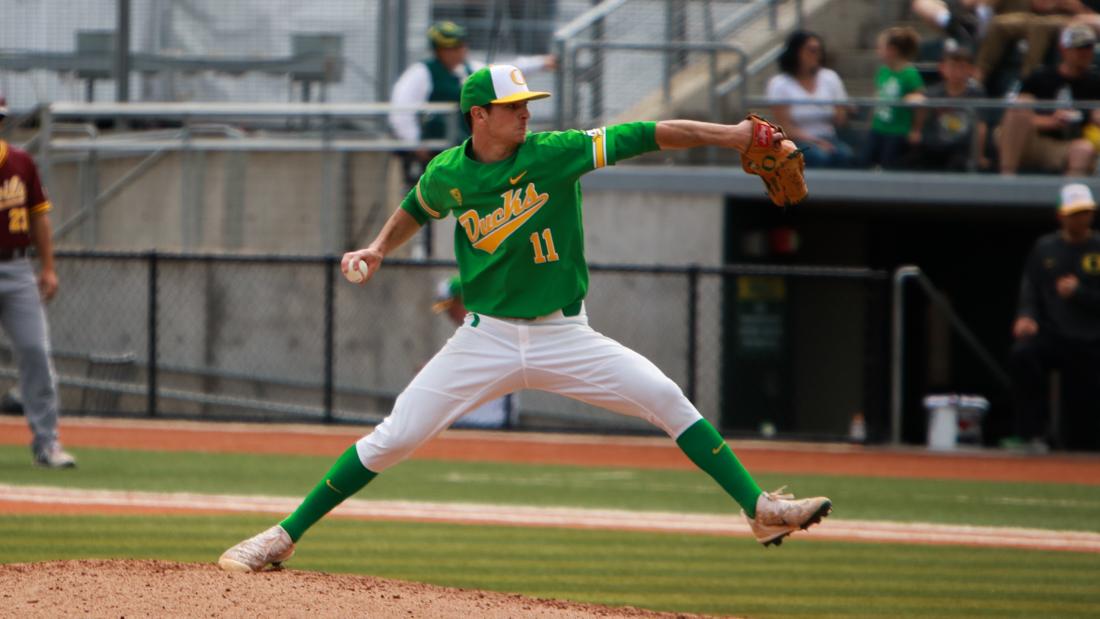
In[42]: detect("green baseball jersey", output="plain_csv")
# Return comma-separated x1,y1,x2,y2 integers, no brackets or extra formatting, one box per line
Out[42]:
401,122,659,318
871,64,923,135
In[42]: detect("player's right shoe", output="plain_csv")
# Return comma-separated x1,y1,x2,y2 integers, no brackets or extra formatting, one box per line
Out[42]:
743,487,832,547
218,525,295,572
33,442,76,469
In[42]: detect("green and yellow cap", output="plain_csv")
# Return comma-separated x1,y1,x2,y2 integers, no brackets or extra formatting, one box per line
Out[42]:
428,21,467,49
460,64,551,113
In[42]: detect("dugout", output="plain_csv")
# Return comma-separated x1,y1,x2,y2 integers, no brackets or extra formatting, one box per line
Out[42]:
586,168,1082,445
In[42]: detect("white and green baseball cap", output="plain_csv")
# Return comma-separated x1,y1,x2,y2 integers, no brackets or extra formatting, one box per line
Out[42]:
1058,183,1097,215
460,64,550,114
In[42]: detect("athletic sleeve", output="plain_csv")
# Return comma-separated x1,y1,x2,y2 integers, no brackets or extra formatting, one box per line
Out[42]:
508,55,550,75
399,169,447,225
533,122,658,179
571,122,659,175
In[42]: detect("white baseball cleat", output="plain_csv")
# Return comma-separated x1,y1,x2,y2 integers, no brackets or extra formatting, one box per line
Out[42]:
743,487,832,547
218,525,295,572
34,443,76,469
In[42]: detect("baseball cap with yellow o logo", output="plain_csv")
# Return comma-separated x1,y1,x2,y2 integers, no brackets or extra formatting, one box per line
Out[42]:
1059,183,1098,215
460,65,551,114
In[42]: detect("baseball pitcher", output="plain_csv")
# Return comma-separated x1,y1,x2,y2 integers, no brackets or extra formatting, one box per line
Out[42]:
220,65,823,572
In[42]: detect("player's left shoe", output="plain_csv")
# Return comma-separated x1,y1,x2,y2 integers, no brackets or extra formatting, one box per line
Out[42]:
33,442,76,468
743,487,831,547
218,525,295,572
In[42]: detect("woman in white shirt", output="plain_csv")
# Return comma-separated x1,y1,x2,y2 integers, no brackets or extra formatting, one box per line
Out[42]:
766,31,855,168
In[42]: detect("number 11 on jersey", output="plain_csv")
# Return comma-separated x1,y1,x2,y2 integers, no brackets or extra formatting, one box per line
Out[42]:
529,228,559,264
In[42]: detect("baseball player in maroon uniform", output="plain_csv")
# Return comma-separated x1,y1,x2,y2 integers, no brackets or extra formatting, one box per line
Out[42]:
0,97,75,468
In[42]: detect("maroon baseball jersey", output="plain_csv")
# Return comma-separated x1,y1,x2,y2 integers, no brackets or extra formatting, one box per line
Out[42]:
0,141,51,249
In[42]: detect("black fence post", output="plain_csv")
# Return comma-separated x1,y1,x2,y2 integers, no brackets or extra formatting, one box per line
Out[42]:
147,250,158,418
868,275,892,442
686,265,700,404
323,256,336,423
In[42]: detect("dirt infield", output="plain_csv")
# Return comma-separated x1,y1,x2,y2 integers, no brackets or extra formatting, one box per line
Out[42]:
2,416,1099,484
0,560,713,618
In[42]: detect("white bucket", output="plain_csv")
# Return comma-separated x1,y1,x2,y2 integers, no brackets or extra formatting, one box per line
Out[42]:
923,394,990,451
927,405,959,451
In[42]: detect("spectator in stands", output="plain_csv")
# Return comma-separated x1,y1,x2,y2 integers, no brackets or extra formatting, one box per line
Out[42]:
868,27,925,169
975,0,1095,88
388,21,556,181
1008,182,1100,452
766,31,854,168
908,40,992,170
997,23,1100,175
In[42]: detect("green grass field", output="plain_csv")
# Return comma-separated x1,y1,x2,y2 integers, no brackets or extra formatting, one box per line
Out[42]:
2,444,1100,618
3,446,1100,531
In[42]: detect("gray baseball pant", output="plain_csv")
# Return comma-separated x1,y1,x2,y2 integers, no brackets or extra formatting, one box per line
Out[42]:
0,258,59,453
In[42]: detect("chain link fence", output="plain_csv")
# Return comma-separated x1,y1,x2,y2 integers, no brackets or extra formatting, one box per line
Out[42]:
0,251,889,440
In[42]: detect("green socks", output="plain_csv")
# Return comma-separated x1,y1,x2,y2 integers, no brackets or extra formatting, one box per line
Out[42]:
676,418,763,517
279,421,758,541
279,445,377,542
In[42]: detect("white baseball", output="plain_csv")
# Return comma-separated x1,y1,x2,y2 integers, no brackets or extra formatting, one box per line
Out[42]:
345,258,369,284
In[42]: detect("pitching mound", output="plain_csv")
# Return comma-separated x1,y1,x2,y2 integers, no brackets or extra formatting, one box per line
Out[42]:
0,560,715,618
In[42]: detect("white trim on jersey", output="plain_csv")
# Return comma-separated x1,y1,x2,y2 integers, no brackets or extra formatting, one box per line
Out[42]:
585,127,608,169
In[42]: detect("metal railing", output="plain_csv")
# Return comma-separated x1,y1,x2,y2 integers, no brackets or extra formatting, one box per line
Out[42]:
565,40,749,124
32,101,460,171
713,0,804,39
890,266,1012,445
552,0,804,128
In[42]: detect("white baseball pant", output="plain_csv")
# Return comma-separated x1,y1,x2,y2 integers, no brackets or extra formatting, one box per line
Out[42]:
355,306,702,472
0,258,60,453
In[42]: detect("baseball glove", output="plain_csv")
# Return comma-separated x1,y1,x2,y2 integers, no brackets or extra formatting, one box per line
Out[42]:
740,114,807,207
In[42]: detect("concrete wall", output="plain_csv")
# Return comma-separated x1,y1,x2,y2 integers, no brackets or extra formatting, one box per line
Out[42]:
50,150,393,254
